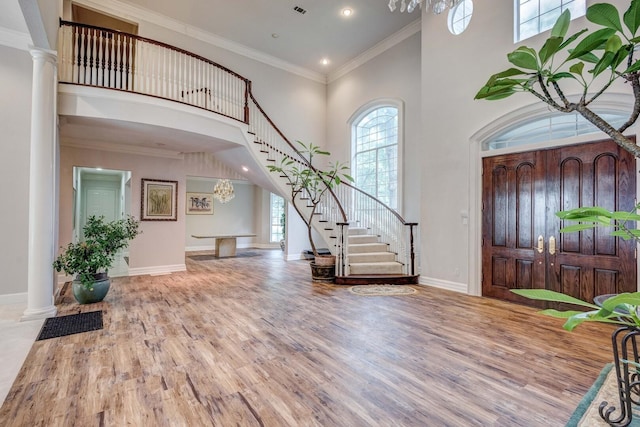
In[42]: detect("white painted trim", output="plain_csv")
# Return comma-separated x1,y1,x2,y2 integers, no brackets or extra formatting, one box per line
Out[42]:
468,93,638,297
419,277,468,294
73,0,326,84
0,26,32,51
285,254,305,261
328,19,421,83
0,292,28,305
128,264,187,276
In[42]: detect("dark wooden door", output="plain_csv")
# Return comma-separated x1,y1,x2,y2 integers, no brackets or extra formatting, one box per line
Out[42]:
482,139,636,306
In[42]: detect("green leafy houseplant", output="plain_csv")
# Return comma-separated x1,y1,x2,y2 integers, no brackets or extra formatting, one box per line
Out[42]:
267,140,353,258
53,215,141,290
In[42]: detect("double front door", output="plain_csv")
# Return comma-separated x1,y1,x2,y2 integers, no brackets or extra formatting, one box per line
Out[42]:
482,139,637,306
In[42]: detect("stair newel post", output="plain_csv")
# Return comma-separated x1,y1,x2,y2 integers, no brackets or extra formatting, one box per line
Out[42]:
244,80,251,124
407,223,417,276
337,222,349,277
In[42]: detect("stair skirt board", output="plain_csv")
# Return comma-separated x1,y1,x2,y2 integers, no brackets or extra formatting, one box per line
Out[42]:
335,275,420,285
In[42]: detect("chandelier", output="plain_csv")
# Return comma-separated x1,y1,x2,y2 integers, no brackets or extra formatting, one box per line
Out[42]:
388,0,462,14
213,179,235,203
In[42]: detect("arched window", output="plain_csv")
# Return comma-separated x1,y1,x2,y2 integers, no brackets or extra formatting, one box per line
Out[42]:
351,101,401,210
484,111,628,151
515,0,585,42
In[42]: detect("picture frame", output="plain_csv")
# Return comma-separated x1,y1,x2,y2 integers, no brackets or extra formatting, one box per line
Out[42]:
186,192,214,215
141,178,178,221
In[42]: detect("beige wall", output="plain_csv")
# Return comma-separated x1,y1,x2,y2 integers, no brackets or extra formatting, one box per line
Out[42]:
0,46,32,296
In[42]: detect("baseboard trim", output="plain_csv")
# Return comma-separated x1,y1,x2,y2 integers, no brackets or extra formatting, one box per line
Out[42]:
419,277,468,294
128,264,187,276
285,254,305,261
0,292,28,305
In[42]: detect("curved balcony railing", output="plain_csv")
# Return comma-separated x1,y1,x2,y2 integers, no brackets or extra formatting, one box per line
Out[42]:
57,20,417,278
58,20,249,123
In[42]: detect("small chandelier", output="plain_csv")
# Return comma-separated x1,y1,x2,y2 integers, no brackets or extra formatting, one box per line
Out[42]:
213,179,235,204
388,0,461,14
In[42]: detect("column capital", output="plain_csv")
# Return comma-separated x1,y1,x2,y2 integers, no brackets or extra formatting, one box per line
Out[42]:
29,46,58,64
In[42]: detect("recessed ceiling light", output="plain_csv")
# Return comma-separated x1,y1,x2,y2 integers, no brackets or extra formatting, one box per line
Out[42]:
321,58,330,66
242,166,249,172
342,8,353,17
271,33,279,38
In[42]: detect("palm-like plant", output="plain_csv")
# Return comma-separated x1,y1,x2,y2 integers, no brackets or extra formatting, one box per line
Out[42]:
267,141,352,257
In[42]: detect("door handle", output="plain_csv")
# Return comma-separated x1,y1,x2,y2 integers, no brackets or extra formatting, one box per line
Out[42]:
537,235,544,254
549,236,556,255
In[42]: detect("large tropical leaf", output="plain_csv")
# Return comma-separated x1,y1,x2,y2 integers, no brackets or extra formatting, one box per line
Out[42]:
567,28,617,60
587,3,623,33
540,36,564,65
601,293,640,312
511,289,599,308
507,46,539,70
551,9,571,38
624,0,640,36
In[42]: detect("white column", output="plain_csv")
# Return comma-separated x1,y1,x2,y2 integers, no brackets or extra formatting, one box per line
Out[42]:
22,48,58,321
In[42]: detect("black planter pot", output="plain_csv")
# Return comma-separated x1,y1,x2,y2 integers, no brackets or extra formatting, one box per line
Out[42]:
310,262,335,283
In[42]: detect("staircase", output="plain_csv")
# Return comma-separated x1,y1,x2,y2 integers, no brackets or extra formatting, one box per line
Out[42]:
57,21,419,285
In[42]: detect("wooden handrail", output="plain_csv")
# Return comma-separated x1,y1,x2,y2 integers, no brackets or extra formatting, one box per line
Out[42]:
60,20,250,83
342,182,410,225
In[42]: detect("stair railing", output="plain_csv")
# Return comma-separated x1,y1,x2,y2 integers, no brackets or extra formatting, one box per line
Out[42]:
247,93,349,262
333,183,418,276
58,20,250,123
57,21,418,278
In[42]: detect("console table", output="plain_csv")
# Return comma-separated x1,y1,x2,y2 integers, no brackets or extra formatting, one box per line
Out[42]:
191,234,256,257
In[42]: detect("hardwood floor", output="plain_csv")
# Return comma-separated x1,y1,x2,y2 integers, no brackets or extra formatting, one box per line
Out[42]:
0,249,614,426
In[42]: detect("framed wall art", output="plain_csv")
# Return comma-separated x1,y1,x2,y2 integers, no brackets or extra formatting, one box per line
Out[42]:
141,178,178,221
186,192,214,215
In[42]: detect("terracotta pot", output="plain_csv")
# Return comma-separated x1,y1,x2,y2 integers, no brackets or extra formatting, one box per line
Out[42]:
72,272,111,304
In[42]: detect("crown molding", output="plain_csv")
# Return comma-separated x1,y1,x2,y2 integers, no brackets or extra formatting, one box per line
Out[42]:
0,26,32,51
328,18,421,84
73,0,326,84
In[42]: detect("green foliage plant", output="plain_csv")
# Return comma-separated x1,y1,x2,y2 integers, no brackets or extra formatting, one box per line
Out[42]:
267,140,353,257
53,215,141,289
476,1,640,158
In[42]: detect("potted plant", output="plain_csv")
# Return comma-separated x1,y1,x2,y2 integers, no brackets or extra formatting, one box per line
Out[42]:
53,215,141,304
267,140,353,281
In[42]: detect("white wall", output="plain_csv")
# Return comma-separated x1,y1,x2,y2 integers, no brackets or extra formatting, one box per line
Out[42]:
185,178,258,251
326,32,421,222
0,46,32,297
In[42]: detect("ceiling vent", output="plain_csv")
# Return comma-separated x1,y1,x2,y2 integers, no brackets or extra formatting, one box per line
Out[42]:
293,6,307,14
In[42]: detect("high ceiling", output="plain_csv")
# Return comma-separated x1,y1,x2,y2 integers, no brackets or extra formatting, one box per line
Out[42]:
103,0,421,76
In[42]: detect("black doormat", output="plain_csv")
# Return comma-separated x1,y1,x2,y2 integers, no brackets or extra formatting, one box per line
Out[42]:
36,311,103,341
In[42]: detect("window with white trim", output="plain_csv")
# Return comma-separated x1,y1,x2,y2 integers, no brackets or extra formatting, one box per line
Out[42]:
515,0,585,42
484,111,627,151
270,193,285,243
352,104,399,209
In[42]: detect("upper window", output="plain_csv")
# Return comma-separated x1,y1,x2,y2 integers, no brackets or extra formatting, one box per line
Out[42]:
352,104,400,210
448,0,473,35
515,0,585,42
